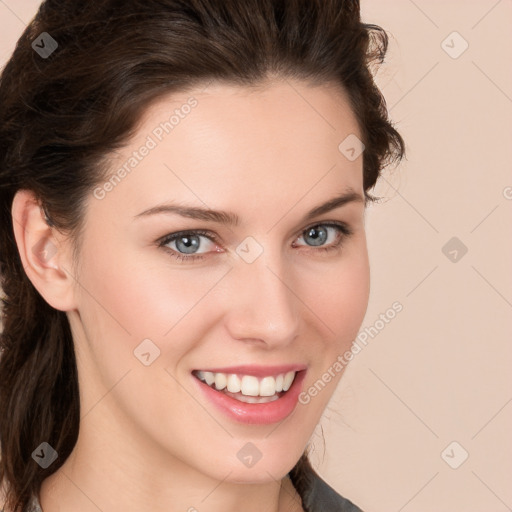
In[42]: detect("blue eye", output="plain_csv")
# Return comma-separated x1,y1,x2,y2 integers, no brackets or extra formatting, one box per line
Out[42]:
295,224,346,248
157,222,352,263
158,230,217,261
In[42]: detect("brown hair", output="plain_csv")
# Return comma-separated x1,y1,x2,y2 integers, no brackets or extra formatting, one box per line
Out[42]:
0,0,405,510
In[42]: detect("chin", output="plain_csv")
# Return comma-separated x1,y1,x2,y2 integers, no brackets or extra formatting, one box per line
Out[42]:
222,452,300,484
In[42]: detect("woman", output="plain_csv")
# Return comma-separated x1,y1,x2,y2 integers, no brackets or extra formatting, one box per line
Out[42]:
0,0,405,511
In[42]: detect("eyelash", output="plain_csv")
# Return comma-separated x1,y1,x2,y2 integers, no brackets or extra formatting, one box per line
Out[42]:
157,222,353,263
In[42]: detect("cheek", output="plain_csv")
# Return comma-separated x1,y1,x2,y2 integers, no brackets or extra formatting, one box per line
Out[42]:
76,240,229,354
330,254,370,340
294,249,369,414
297,241,370,344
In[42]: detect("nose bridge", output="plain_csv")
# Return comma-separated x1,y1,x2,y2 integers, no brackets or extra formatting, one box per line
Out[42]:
225,246,300,345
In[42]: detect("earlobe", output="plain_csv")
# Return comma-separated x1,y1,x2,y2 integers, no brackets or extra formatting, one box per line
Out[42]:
11,189,77,311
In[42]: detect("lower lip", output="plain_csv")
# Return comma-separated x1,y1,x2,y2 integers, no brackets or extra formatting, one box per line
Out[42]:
192,371,307,425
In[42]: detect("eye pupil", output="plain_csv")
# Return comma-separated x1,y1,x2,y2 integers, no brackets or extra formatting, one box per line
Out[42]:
305,226,328,246
176,235,200,254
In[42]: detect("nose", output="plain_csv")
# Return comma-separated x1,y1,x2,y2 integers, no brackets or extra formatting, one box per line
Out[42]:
223,249,300,349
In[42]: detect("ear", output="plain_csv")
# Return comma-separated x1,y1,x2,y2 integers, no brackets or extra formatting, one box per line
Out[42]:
11,189,78,311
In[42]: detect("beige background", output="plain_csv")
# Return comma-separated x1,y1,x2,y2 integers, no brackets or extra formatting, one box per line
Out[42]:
1,1,511,511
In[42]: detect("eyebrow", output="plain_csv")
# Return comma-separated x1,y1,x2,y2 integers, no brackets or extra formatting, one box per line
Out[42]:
134,189,364,226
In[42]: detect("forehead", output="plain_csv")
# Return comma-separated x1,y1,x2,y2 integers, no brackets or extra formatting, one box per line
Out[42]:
144,78,362,143
96,79,364,221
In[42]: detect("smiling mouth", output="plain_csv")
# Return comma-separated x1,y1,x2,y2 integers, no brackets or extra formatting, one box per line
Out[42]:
192,369,298,404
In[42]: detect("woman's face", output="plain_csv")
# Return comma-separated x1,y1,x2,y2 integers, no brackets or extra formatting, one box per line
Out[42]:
68,79,370,483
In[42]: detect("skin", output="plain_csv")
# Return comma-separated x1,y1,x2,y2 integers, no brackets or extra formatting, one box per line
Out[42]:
12,78,370,512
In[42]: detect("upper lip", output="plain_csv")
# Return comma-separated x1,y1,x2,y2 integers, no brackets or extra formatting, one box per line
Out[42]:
192,364,307,378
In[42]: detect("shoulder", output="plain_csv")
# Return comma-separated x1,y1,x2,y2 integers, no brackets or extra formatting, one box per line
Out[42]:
301,471,364,512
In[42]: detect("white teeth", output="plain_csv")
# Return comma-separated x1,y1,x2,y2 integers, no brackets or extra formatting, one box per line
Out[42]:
195,370,298,397
282,371,295,392
214,373,227,391
241,375,260,396
275,374,284,392
204,371,215,386
225,392,280,404
259,376,277,397
226,374,241,393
